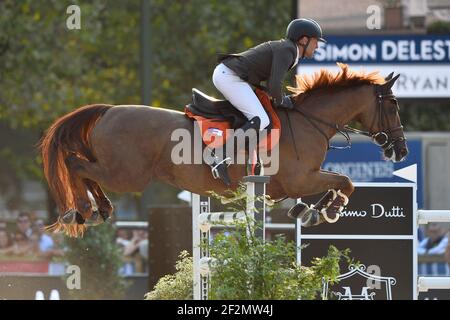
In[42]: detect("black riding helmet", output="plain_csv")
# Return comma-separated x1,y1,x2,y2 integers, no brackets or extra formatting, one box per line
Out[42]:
286,18,326,43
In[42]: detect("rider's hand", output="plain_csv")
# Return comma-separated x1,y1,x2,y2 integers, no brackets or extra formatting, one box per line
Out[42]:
278,95,294,110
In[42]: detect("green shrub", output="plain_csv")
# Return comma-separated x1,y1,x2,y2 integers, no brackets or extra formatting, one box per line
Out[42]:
145,251,193,300
146,229,347,300
208,219,347,300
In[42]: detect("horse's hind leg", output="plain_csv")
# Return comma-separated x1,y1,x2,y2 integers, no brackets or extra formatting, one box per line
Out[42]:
65,154,115,224
63,155,96,223
46,155,95,237
85,179,114,223
66,154,106,185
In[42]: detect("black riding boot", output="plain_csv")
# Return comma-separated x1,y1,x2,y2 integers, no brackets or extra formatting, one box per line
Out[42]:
237,116,261,134
233,116,262,175
208,116,263,185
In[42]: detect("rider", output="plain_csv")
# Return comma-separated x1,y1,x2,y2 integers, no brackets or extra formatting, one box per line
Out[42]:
209,18,326,185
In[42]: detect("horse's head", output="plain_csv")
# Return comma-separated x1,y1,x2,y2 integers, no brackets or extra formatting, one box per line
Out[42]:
359,72,408,162
288,64,409,162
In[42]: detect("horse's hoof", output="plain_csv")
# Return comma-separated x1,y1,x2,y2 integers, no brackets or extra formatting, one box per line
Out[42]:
301,209,325,227
61,209,85,225
321,211,340,224
287,202,312,220
84,210,109,226
98,210,111,221
314,189,337,212
320,191,347,224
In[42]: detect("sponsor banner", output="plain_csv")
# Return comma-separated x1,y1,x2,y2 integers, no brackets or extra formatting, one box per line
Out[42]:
301,240,414,300
301,184,414,236
299,183,417,300
302,35,450,64
297,35,450,97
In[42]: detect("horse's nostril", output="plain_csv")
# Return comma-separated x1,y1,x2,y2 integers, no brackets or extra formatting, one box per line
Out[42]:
400,148,408,157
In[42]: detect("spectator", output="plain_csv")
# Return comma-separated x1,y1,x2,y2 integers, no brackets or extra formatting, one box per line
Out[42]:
138,230,148,261
116,228,131,249
122,229,147,257
418,223,449,255
138,230,148,273
116,228,134,275
120,229,148,274
418,223,450,276
13,212,40,256
16,212,33,239
0,229,13,255
0,220,7,230
10,231,35,256
33,219,54,253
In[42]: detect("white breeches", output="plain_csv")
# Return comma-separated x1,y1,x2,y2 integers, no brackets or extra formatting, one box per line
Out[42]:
212,63,270,130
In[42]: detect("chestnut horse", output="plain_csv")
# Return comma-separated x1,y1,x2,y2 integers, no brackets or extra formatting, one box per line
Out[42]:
40,64,408,237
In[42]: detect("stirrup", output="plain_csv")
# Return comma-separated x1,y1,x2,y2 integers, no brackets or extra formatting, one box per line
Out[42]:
211,157,231,179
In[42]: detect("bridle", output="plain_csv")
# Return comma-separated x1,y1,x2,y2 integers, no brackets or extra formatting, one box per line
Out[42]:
344,85,406,151
285,84,406,154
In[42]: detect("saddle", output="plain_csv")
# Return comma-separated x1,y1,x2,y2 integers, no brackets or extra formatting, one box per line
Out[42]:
184,88,281,150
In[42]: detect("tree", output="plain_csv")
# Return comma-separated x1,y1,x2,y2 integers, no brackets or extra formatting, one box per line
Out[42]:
0,0,292,213
149,0,292,109
0,0,141,213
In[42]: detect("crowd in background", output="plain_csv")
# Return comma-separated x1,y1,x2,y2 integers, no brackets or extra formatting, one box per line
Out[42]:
1,211,448,277
418,222,450,276
0,212,148,276
0,212,64,260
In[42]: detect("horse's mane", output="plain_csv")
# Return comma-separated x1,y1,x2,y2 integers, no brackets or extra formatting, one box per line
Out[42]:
288,62,386,98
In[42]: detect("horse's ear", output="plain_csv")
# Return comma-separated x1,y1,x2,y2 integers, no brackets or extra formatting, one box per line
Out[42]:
383,74,400,90
385,72,394,81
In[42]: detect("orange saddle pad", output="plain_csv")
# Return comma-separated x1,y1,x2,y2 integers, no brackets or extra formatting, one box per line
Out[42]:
184,88,281,151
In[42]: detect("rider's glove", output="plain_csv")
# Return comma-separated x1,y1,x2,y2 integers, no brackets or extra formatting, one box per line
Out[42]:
277,95,294,110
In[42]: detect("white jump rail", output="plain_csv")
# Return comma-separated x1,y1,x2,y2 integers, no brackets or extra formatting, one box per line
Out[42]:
418,210,450,225
418,277,450,292
192,175,272,300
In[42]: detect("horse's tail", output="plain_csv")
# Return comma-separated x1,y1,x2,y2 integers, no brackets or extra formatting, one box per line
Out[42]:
40,104,112,236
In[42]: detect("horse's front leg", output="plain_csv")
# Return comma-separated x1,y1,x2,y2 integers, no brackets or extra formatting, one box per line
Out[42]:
286,170,354,226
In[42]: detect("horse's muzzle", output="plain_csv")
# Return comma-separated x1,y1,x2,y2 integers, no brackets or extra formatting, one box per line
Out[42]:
392,139,408,162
